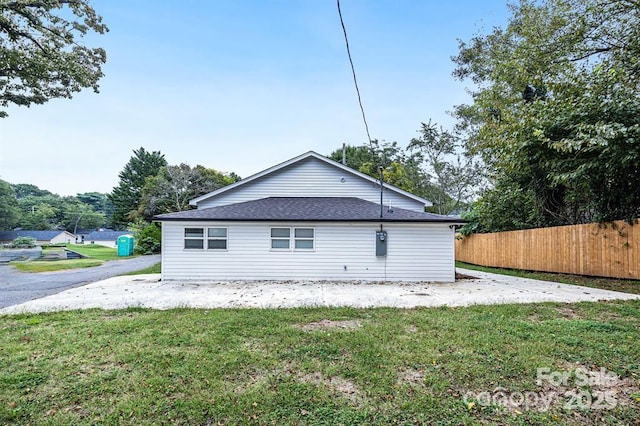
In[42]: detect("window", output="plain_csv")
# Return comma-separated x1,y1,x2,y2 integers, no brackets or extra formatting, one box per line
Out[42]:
271,228,290,249
184,228,204,249
184,227,227,250
207,227,227,250
294,228,314,249
270,227,314,250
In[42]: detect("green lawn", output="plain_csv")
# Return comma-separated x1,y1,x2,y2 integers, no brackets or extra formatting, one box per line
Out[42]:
1,301,639,425
11,244,124,272
67,244,129,261
457,261,640,295
12,259,104,272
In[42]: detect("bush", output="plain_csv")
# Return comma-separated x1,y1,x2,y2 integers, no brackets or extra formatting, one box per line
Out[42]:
133,222,161,255
11,236,37,248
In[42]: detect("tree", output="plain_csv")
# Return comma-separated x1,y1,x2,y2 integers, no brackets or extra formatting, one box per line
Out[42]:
0,179,20,229
11,183,52,198
453,0,640,230
329,140,429,195
60,199,105,233
77,192,114,226
408,122,484,215
109,147,167,229
0,0,108,117
138,164,239,218
328,139,473,212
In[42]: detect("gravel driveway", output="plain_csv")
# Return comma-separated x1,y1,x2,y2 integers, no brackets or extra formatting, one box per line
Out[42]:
1,267,638,314
0,255,161,309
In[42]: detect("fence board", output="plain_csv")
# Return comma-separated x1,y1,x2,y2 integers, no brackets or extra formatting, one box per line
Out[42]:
455,220,640,279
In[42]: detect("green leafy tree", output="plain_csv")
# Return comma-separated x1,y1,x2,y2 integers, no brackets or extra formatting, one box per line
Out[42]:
130,219,161,255
0,179,20,229
330,135,482,215
16,191,106,231
329,140,432,197
11,183,52,198
18,201,58,230
77,192,114,227
408,122,484,215
61,200,106,234
109,147,167,229
0,0,108,117
138,164,239,218
453,0,640,229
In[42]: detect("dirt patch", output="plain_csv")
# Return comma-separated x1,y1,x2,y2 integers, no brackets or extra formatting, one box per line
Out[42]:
407,325,418,333
456,272,478,280
397,368,424,385
299,371,360,403
555,306,581,319
296,319,362,331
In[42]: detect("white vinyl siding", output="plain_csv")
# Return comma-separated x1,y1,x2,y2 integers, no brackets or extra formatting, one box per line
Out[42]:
161,221,455,282
196,157,425,212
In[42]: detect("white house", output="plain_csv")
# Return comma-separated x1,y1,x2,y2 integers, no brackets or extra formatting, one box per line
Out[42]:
81,229,132,248
154,151,464,282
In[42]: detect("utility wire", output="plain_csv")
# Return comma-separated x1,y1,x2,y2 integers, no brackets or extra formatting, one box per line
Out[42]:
336,0,373,148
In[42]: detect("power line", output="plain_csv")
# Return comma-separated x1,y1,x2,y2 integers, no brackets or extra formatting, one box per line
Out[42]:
336,0,373,148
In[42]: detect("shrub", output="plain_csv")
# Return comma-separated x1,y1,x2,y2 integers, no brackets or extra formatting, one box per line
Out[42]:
133,222,161,255
11,236,37,248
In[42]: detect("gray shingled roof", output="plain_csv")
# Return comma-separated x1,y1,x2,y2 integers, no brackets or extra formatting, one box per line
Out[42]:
0,230,71,242
84,230,130,241
154,197,464,223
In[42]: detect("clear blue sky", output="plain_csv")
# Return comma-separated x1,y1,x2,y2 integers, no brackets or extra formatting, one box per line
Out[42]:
0,0,510,196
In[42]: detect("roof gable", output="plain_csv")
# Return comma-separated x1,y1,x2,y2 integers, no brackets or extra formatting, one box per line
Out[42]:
189,151,432,208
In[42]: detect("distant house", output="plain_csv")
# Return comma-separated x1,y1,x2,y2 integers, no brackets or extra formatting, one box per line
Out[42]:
0,230,76,246
82,229,132,248
154,151,464,282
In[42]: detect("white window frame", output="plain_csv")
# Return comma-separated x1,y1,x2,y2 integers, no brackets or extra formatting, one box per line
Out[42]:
294,227,314,250
207,227,228,250
184,227,228,251
270,227,291,250
270,227,315,251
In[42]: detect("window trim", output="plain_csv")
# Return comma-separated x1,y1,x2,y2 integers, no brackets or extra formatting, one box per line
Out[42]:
207,227,228,250
183,226,228,251
270,227,291,250
184,227,204,250
270,227,315,251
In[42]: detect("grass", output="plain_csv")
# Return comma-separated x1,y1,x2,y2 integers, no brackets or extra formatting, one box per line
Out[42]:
67,244,131,261
1,301,639,425
122,262,161,275
12,259,104,272
457,261,640,295
11,244,125,272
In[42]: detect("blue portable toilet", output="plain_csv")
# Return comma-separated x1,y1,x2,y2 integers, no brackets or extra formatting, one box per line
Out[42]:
117,235,135,257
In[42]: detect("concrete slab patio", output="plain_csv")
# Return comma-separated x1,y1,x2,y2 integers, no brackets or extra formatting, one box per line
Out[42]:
1,267,638,314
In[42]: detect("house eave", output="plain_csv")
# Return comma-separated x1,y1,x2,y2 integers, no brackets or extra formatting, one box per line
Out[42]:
154,217,466,224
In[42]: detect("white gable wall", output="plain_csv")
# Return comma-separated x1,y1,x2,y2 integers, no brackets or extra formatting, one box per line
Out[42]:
161,221,455,282
196,157,425,212
50,232,76,245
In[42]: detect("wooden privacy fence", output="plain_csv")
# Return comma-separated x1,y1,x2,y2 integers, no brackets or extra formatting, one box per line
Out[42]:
455,220,640,279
